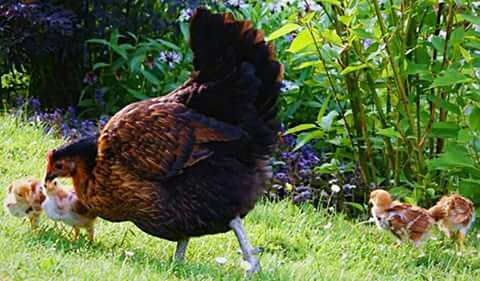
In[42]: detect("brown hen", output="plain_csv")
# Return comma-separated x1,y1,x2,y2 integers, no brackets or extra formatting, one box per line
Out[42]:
428,194,475,251
44,7,282,275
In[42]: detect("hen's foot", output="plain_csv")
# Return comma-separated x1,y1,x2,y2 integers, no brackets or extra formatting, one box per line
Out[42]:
229,216,261,276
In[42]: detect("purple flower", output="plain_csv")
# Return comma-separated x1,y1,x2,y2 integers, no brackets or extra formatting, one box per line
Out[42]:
28,98,41,112
363,39,373,49
16,97,25,107
94,88,106,108
274,172,289,183
83,72,97,86
159,51,182,69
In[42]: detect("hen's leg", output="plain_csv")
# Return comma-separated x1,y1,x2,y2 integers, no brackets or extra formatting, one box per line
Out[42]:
229,216,260,276
174,239,189,261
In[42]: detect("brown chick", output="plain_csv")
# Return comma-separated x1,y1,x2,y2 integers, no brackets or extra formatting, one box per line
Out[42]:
42,179,96,241
428,194,475,251
370,189,435,248
3,178,46,231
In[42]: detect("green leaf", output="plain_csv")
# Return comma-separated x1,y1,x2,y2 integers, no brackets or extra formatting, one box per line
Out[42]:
293,129,324,151
377,127,401,138
301,12,316,24
288,29,319,53
284,123,318,135
87,38,111,47
295,60,323,70
459,179,480,205
140,69,161,86
461,14,480,25
316,93,332,124
438,100,461,115
431,36,445,53
469,107,480,131
129,55,145,72
340,63,370,75
321,29,342,46
320,0,341,7
127,88,150,100
267,23,301,41
428,144,478,172
450,27,465,46
430,69,472,88
157,39,180,50
93,62,110,71
343,202,365,213
430,122,460,138
111,45,128,60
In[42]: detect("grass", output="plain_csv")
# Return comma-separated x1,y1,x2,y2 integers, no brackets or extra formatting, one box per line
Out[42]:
1,115,480,281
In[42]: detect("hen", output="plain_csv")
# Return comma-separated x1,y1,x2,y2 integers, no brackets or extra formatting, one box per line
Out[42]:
428,194,475,251
44,7,282,274
369,189,435,248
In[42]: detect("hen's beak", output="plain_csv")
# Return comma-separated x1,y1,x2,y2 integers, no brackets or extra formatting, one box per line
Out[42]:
44,173,56,183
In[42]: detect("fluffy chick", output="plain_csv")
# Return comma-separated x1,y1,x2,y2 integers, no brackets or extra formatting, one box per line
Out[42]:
42,179,96,241
370,189,435,248
3,178,46,231
428,194,475,251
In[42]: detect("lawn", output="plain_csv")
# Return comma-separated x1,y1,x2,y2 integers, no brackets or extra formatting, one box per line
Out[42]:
1,115,479,281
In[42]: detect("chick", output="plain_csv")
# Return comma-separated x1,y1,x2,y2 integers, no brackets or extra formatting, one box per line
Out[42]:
3,178,46,231
42,179,96,241
370,189,435,248
428,194,475,251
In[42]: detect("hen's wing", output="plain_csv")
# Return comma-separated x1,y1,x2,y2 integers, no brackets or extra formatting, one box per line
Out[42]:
385,203,434,241
98,100,245,180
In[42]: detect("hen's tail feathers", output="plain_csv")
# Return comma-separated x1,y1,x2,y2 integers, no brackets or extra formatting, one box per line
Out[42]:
188,7,283,157
428,205,448,221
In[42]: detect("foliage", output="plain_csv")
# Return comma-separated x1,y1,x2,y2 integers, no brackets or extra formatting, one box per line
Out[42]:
80,31,190,115
268,0,480,207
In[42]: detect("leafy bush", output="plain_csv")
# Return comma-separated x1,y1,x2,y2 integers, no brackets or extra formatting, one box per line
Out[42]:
268,0,480,207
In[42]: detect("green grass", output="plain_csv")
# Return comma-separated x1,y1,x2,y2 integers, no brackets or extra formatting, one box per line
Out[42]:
1,115,479,281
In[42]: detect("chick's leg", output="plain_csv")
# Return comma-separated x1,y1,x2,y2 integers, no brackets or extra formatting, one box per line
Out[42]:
72,226,80,241
28,213,39,233
458,231,466,252
174,239,189,261
229,216,260,276
87,224,95,242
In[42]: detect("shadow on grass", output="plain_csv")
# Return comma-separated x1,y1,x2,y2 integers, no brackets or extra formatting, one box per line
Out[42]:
22,225,273,280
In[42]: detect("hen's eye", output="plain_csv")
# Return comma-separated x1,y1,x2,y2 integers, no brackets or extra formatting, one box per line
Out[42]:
55,163,63,169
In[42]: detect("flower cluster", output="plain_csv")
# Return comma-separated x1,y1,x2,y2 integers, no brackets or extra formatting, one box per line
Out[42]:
267,126,365,209
159,51,182,69
13,97,109,140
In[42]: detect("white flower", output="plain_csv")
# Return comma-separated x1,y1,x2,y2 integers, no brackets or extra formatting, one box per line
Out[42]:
124,250,134,257
281,80,299,92
215,257,228,264
323,222,333,229
331,184,341,193
178,8,193,22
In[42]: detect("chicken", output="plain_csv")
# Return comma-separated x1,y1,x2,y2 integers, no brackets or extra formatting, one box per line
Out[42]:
428,194,475,251
42,179,96,241
4,178,46,231
369,189,435,248
44,7,282,275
